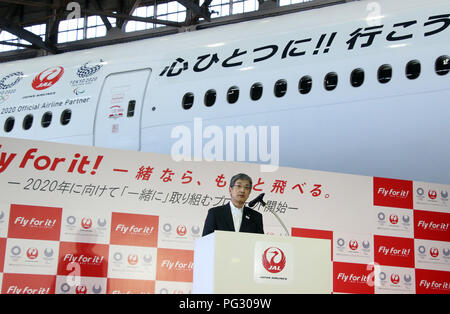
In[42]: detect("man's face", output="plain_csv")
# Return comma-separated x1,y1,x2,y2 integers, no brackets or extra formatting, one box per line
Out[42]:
229,179,252,207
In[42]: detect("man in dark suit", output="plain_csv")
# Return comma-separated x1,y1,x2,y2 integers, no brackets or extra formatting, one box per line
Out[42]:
202,173,264,236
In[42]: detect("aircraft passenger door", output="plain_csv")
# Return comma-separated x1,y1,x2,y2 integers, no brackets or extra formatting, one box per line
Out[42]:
94,69,151,150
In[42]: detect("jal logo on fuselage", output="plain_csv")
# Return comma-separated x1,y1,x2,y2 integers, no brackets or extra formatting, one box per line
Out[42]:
32,66,64,90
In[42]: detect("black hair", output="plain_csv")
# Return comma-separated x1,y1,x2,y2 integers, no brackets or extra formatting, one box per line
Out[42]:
229,173,252,188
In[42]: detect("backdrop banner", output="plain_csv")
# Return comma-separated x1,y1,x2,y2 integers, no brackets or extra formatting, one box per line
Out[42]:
0,137,448,294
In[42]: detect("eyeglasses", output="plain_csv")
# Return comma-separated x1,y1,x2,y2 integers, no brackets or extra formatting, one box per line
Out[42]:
233,184,251,191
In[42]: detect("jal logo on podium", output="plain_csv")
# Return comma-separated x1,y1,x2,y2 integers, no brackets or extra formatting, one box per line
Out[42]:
254,241,293,285
262,247,286,273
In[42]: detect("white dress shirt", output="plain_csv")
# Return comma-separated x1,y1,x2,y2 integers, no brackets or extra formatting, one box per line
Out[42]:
229,202,243,232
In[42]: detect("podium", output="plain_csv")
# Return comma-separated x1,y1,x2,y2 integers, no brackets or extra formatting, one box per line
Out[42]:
193,231,332,294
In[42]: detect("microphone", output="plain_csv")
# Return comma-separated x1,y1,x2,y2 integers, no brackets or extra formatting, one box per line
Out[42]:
248,192,290,236
248,193,266,208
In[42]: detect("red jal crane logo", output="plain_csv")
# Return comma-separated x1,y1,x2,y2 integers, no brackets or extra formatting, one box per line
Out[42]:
349,240,359,251
26,247,38,260
128,254,139,266
430,247,439,258
177,225,187,236
391,274,400,285
389,214,399,225
262,247,286,273
81,218,93,229
428,190,437,200
32,66,64,90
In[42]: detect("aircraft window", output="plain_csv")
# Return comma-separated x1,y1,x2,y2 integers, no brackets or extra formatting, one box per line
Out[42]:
406,60,421,80
4,116,14,133
127,100,136,117
250,82,263,101
324,72,338,91
182,92,194,110
435,55,450,76
298,76,312,94
41,112,52,128
60,109,72,125
378,64,392,84
227,86,239,104
23,114,33,130
204,89,216,107
351,68,365,87
274,79,287,98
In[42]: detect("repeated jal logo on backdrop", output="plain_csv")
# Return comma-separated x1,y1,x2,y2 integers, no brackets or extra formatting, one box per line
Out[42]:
416,187,447,201
61,213,109,244
80,217,91,229
108,245,156,280
176,225,187,237
415,185,449,210
56,276,106,294
415,239,450,272
375,207,413,237
5,238,59,275
374,266,415,293
159,219,201,250
26,247,39,260
333,232,372,264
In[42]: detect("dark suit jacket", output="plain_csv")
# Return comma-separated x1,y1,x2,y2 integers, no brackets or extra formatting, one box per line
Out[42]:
202,202,264,236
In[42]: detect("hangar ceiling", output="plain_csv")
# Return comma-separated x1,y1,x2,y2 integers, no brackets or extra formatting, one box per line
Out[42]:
0,0,350,62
